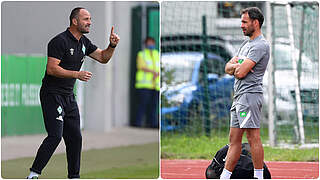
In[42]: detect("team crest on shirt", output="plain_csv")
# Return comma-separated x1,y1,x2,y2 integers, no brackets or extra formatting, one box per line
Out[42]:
82,44,86,55
240,112,247,117
70,48,74,56
57,106,62,114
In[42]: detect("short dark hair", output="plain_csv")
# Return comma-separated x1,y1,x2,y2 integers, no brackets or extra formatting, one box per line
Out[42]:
144,37,155,44
69,7,85,26
240,7,264,28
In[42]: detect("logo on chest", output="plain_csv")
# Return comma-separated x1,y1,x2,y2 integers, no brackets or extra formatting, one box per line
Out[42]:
70,48,74,56
82,44,86,55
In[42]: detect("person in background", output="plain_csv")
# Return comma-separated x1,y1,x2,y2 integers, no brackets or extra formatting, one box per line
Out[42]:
134,37,159,128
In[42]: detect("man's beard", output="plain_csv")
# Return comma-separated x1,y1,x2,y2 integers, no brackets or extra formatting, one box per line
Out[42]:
243,27,254,37
77,25,89,34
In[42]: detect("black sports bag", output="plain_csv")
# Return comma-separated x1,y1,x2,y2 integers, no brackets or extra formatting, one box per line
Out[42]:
205,143,271,179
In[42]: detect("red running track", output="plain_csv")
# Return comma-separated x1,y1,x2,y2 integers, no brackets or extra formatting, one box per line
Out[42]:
161,159,319,179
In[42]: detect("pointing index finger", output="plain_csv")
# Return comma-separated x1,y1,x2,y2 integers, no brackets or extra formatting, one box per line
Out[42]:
111,26,114,34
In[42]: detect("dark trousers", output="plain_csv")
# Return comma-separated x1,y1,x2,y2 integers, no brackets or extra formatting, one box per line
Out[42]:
135,89,159,128
30,89,82,178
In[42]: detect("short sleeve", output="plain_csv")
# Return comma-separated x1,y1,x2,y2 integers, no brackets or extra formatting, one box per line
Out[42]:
47,37,66,60
84,37,98,55
247,44,267,63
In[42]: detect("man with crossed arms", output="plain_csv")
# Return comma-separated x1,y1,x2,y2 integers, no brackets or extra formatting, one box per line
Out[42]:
220,7,270,179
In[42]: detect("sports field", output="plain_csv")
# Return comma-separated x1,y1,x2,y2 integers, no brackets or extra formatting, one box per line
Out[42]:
161,129,319,179
2,143,159,179
161,128,319,161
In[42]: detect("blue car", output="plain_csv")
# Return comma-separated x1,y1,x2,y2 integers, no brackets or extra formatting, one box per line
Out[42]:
161,52,235,131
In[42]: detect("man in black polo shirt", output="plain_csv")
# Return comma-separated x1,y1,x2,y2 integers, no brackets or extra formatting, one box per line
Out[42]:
27,7,120,179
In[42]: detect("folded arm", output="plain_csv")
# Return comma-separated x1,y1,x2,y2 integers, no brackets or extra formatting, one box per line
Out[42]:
233,58,256,79
225,56,240,75
225,56,256,79
136,55,159,78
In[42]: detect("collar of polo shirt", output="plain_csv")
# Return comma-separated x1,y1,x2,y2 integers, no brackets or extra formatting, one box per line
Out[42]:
66,28,83,42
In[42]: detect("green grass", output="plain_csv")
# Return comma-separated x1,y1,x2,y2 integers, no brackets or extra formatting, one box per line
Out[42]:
2,143,159,179
275,124,319,144
161,128,319,161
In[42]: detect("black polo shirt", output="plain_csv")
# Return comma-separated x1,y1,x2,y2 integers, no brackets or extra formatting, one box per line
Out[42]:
42,28,98,95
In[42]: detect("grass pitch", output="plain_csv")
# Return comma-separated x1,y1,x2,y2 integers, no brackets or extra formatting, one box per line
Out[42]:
2,143,159,179
161,128,319,161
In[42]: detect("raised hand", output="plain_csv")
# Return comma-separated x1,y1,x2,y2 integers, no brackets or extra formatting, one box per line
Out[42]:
109,26,120,47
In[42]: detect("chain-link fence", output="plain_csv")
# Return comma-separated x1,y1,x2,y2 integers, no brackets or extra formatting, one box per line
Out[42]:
268,2,319,145
161,1,264,137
